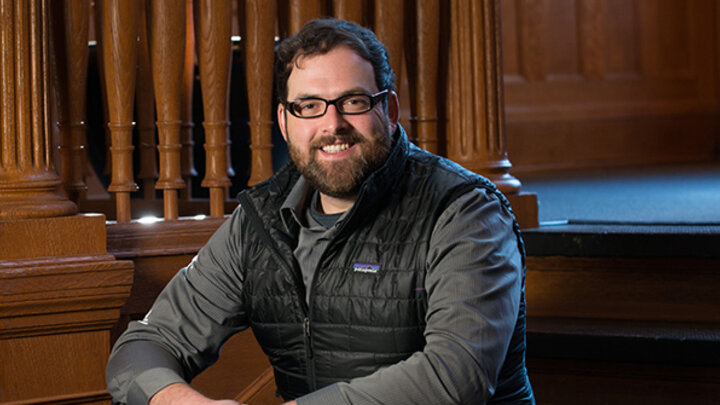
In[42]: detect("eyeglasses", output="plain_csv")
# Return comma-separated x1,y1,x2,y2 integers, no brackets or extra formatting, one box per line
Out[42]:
285,89,389,119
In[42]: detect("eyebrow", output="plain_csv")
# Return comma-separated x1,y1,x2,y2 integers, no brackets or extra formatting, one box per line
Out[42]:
290,87,375,101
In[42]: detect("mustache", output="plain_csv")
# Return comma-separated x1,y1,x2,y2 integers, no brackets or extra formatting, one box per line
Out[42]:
310,132,364,149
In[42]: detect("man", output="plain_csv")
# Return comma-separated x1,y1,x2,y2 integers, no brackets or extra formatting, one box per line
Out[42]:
106,18,534,405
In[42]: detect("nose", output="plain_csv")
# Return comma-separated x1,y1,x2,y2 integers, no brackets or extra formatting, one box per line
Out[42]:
320,103,350,134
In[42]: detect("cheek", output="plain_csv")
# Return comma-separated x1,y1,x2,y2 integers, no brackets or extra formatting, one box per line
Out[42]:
285,121,315,145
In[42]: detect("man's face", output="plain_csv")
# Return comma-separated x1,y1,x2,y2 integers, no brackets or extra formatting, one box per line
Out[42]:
278,46,399,199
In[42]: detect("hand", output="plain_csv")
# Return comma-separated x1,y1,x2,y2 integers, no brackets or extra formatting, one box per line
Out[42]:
150,383,243,405
281,402,298,405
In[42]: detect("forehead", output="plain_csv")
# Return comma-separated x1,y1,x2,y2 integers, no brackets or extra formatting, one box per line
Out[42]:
287,46,378,99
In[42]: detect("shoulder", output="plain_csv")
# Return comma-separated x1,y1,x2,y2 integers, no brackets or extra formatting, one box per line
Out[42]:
400,144,506,217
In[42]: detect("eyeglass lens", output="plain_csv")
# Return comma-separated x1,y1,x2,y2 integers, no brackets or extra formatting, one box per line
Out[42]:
292,94,373,118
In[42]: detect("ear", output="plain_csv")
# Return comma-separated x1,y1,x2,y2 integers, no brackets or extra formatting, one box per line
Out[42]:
386,90,400,133
277,103,288,142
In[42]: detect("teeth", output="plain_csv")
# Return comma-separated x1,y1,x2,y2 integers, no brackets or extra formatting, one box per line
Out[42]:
321,143,350,154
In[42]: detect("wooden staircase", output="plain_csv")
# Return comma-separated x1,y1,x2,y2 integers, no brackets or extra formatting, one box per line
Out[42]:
522,224,720,404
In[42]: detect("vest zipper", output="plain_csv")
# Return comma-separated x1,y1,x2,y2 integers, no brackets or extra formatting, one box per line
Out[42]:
303,317,314,358
238,193,316,390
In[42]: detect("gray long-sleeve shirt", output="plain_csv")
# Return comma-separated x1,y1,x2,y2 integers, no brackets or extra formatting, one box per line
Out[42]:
106,179,523,405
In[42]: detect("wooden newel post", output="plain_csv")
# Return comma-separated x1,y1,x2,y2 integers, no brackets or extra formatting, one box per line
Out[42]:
102,0,139,223
447,0,537,227
448,0,520,193
245,0,276,186
150,0,186,220
0,2,134,403
0,0,76,220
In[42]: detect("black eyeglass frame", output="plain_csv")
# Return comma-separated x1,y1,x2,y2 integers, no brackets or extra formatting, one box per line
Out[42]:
284,89,389,119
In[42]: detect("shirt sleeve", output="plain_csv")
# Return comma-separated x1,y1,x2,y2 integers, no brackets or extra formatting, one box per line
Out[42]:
297,187,524,405
106,206,250,405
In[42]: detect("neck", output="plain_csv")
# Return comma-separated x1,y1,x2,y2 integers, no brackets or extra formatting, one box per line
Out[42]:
318,192,356,214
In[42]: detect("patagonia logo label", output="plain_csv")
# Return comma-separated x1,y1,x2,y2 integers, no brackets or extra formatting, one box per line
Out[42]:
353,263,380,273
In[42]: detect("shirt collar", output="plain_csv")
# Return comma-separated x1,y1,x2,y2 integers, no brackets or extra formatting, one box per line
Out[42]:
280,175,313,232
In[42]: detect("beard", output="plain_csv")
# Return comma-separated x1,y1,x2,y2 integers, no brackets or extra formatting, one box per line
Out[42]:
287,124,392,199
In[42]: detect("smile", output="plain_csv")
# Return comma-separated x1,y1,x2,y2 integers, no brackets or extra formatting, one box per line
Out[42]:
321,143,351,154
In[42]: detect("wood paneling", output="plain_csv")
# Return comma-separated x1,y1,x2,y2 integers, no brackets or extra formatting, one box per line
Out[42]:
1,214,133,403
0,332,109,402
501,0,720,173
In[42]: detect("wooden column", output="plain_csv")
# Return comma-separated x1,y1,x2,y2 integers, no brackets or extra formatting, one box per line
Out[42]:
447,0,537,227
150,0,186,220
102,0,139,223
0,1,134,403
195,0,232,217
245,0,276,186
0,0,76,220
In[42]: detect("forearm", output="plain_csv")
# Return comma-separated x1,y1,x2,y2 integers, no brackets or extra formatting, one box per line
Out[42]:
106,208,249,404
149,382,240,405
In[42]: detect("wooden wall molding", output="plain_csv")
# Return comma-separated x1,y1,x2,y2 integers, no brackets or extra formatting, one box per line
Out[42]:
0,254,133,339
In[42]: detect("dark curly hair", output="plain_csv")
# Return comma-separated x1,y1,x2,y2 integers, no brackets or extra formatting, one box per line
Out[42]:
275,18,396,104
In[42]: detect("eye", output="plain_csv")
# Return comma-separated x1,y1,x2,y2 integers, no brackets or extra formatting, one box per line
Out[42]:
341,95,370,111
293,99,325,116
299,101,318,110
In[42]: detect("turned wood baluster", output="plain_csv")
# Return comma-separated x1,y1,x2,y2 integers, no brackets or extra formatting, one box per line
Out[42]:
245,0,276,186
180,0,197,200
150,0,186,220
55,0,89,202
195,0,232,217
374,0,404,92
49,0,70,194
333,0,363,24
409,0,440,154
136,2,157,201
447,0,521,193
92,0,112,180
289,0,321,35
102,0,139,222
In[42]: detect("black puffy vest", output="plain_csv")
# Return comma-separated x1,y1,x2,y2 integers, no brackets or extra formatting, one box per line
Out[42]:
236,129,533,403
